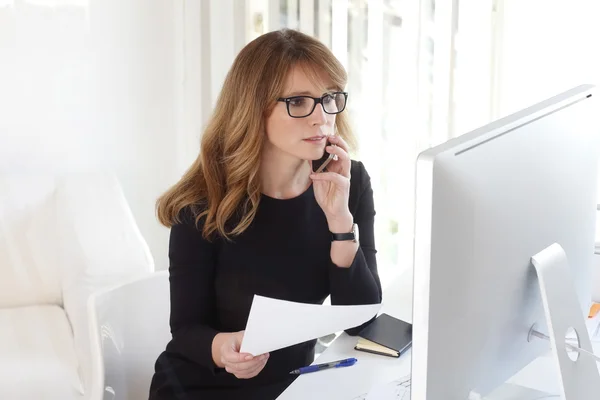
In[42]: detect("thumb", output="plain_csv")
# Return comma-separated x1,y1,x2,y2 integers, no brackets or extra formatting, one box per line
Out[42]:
230,331,245,352
233,331,244,351
233,331,254,361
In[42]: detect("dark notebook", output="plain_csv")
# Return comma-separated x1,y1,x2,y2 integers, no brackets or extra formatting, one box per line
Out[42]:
354,313,413,358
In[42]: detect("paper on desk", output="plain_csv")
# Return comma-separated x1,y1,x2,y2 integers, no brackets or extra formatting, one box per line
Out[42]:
366,383,410,400
352,375,411,400
240,295,381,355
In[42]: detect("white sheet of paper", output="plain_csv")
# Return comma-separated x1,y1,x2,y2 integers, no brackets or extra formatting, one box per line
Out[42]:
240,295,381,355
365,384,409,400
365,376,411,400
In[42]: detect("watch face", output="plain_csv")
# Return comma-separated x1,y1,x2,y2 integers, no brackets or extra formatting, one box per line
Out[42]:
353,223,359,243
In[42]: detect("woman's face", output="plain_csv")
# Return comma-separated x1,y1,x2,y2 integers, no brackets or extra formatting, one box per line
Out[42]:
264,65,338,163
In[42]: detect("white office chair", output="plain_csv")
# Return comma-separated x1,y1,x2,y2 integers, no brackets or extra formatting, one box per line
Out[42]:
0,172,154,399
88,271,170,400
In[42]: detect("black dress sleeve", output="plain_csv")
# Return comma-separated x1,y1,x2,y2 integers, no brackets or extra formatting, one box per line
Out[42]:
329,161,383,335
164,208,220,371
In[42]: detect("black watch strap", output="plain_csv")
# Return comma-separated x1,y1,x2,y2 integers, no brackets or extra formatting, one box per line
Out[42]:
331,231,355,241
330,223,357,242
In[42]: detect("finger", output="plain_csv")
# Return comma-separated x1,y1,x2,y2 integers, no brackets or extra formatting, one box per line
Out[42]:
234,357,269,379
309,172,350,188
228,357,268,378
225,353,269,373
324,145,351,177
327,134,350,153
231,331,245,351
325,144,349,162
234,361,266,379
222,350,252,365
225,359,260,374
243,359,268,379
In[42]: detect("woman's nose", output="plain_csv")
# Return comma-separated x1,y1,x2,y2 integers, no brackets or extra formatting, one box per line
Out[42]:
310,102,328,125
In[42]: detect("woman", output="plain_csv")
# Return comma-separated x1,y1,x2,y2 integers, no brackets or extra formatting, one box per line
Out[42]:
149,29,381,400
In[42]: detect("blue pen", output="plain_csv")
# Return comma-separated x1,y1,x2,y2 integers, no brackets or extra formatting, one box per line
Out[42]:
289,357,357,375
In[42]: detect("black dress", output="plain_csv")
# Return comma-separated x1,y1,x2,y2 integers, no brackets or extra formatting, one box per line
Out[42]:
149,160,382,400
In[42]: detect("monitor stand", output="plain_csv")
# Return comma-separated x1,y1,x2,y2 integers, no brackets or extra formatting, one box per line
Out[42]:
529,243,600,399
471,243,600,400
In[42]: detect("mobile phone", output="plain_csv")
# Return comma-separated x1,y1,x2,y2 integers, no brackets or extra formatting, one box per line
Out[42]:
312,143,337,173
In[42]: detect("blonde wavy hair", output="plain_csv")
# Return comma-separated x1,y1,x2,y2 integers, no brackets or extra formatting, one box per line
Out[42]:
156,29,356,240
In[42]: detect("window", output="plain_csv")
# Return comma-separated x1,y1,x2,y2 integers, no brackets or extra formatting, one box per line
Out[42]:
245,0,432,285
230,0,600,286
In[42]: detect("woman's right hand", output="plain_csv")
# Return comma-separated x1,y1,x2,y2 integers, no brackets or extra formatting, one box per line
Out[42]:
217,331,270,379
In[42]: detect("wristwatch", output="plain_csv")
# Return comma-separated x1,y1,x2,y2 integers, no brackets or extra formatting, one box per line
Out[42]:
331,223,359,243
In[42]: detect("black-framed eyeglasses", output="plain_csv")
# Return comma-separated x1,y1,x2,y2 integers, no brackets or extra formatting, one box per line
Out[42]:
277,91,348,118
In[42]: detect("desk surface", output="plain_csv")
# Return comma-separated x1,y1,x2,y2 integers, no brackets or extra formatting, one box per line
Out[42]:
278,271,414,400
278,333,411,400
277,332,576,400
278,270,600,399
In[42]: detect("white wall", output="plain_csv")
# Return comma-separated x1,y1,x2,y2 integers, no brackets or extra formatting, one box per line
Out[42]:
497,0,600,116
0,0,193,269
1,0,598,270
496,0,600,238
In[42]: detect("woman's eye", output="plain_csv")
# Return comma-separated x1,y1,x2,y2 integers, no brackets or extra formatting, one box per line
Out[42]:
323,94,335,104
289,98,308,107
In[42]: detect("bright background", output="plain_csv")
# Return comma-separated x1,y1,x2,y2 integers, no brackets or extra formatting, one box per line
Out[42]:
1,0,599,283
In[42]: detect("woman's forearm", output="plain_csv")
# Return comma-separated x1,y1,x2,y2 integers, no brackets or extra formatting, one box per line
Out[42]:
330,240,360,267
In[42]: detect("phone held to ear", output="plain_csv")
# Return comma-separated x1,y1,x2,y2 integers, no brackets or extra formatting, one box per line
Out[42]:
312,142,337,173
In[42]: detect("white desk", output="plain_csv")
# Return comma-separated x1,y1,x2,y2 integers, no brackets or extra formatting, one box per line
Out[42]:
278,270,600,399
277,332,411,400
278,270,414,400
277,332,583,400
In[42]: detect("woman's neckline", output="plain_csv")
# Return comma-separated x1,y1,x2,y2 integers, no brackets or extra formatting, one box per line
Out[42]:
261,183,313,202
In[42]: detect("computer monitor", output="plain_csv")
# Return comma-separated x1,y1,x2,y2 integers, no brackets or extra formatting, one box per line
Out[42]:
411,84,600,399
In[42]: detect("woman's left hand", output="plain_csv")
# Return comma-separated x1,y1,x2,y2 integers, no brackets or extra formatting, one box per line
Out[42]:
310,134,354,232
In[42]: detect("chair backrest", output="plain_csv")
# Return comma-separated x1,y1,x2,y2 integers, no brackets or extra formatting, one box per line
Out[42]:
88,271,170,400
0,174,63,308
0,172,154,310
